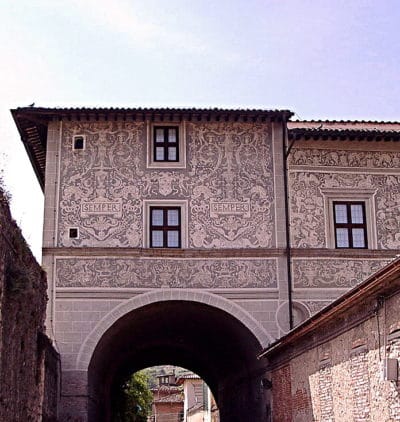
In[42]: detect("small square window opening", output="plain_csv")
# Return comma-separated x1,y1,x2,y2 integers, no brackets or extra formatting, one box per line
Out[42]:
73,136,85,150
69,228,79,239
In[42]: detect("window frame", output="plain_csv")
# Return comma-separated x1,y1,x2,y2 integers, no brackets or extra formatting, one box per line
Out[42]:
321,188,377,249
72,135,86,151
153,126,179,162
149,206,181,248
143,200,188,248
68,227,79,239
333,201,368,249
147,122,186,169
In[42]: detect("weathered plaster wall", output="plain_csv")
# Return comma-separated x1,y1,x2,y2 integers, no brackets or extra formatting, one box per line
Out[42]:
270,289,400,422
0,189,59,421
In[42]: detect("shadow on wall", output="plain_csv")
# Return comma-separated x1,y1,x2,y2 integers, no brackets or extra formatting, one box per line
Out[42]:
0,188,60,421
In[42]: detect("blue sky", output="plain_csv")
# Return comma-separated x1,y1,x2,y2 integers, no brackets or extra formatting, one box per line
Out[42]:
0,0,399,258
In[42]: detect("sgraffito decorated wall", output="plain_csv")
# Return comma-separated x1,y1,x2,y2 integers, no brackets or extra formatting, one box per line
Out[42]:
57,121,276,249
55,257,277,289
289,145,400,250
288,141,400,293
47,118,285,413
293,258,391,289
10,106,400,422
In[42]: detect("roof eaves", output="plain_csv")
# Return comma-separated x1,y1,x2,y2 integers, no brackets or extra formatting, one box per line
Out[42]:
11,106,294,121
10,109,46,190
258,257,400,360
288,127,400,141
290,119,400,124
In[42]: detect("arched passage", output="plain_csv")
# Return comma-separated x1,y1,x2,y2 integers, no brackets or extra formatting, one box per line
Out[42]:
77,290,272,371
68,291,273,422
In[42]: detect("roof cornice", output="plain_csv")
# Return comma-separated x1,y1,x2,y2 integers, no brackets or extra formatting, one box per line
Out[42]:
289,127,400,142
10,106,294,190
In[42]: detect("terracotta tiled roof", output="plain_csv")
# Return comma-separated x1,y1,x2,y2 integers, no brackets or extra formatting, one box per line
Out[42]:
289,119,400,127
12,106,293,119
11,107,400,190
153,393,183,403
288,120,400,141
151,386,183,403
176,374,201,385
11,106,293,190
289,127,400,141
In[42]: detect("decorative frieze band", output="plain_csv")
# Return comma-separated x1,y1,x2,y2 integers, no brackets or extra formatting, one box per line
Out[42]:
290,148,400,169
293,259,391,288
55,257,278,289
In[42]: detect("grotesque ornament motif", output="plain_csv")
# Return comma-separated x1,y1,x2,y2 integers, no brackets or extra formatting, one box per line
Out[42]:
59,121,276,249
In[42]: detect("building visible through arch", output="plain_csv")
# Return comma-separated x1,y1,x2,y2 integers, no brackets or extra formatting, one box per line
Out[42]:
11,107,400,421
85,297,267,421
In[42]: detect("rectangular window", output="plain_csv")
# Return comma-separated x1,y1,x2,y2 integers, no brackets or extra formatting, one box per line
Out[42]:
150,207,181,248
333,202,367,248
153,126,179,162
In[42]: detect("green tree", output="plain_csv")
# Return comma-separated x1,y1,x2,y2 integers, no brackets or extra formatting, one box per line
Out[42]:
121,370,153,422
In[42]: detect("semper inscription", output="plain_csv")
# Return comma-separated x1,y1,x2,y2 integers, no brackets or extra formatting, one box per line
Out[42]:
81,199,122,218
59,121,275,247
210,200,251,218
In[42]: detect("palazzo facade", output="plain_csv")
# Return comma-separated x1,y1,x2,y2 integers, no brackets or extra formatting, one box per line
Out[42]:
12,107,400,421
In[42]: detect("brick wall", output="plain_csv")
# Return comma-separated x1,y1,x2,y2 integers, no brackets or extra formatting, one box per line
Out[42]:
271,365,292,422
0,188,59,421
269,276,400,422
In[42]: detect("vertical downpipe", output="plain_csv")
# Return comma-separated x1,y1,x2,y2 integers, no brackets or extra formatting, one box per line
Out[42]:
282,119,294,330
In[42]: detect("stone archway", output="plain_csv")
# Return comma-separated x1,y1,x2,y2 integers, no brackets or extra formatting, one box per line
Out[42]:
61,290,273,422
76,289,272,371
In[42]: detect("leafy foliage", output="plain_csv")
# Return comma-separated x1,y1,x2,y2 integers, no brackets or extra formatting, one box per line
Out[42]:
114,370,153,422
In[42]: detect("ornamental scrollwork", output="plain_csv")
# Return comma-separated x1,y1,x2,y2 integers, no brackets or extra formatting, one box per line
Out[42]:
293,259,390,288
375,175,400,249
55,258,277,288
290,172,400,249
289,172,325,248
290,148,400,169
188,123,274,248
59,122,144,247
58,121,275,248
304,301,332,315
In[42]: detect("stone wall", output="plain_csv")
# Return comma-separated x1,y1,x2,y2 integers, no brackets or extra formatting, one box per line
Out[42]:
0,188,59,421
267,262,400,422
